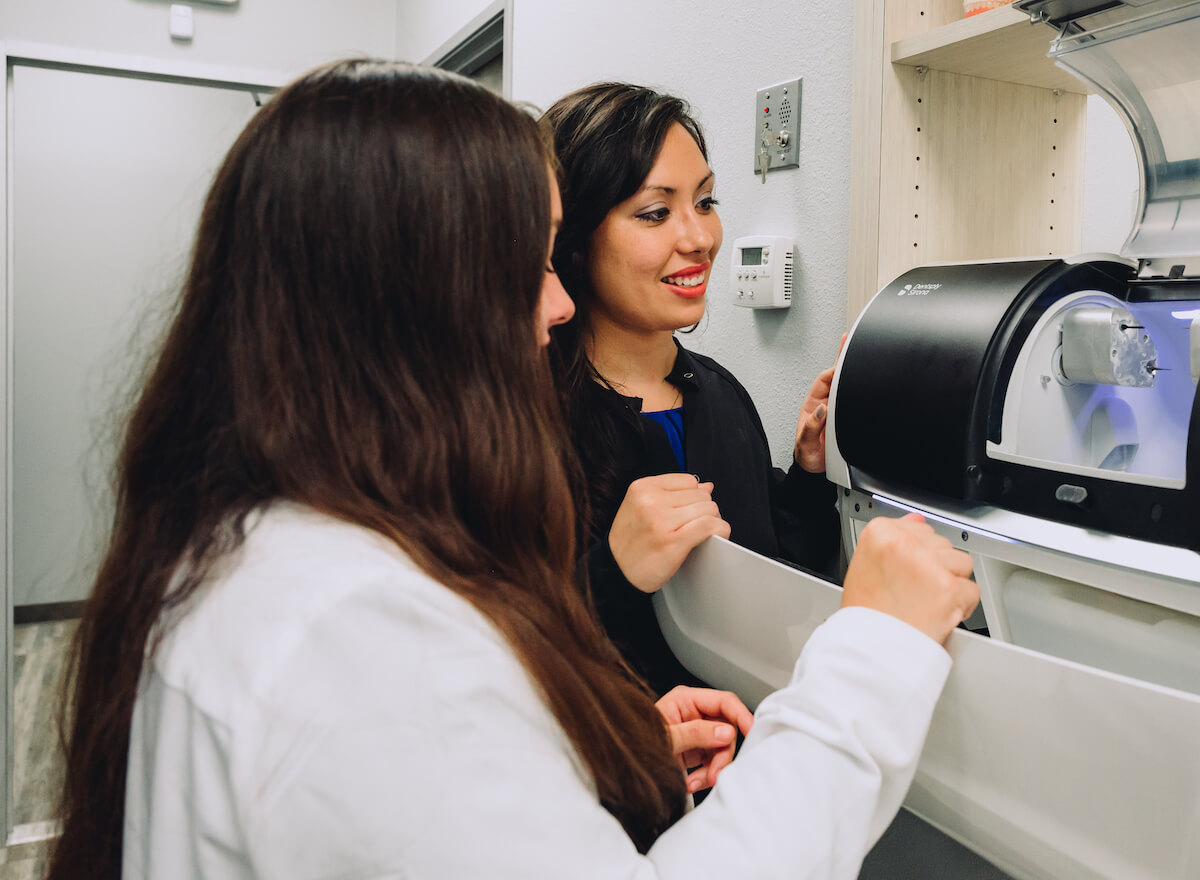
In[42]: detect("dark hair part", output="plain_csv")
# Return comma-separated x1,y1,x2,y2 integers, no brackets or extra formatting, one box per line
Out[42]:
49,61,684,880
540,83,708,532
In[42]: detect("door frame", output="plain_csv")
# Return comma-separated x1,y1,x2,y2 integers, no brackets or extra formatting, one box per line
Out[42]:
424,0,513,98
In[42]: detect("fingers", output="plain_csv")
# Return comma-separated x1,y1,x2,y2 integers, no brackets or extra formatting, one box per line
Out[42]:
610,477,729,592
669,719,738,794
663,495,722,526
958,580,982,626
674,514,731,545
937,543,976,579
797,407,825,445
811,365,836,392
843,514,979,646
794,405,829,473
679,687,754,736
705,742,738,788
629,472,710,493
657,687,752,792
625,478,717,519
667,718,736,756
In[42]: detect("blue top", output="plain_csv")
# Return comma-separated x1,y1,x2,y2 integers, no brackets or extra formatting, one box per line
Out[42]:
642,407,685,472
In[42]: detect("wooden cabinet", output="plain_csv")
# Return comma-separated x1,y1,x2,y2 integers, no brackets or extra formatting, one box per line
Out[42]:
849,1,1090,320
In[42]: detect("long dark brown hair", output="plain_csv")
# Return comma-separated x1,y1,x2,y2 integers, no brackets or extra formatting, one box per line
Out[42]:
541,83,709,530
49,60,685,879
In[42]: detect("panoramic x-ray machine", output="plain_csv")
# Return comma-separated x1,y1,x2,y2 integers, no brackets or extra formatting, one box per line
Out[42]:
654,2,1200,877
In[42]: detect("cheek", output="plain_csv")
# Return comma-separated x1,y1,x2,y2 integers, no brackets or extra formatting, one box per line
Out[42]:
591,228,653,297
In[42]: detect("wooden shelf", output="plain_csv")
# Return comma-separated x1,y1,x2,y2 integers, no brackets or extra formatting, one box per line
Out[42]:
891,5,1089,94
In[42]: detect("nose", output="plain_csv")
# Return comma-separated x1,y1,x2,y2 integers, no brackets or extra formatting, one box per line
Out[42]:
538,271,575,346
677,207,717,255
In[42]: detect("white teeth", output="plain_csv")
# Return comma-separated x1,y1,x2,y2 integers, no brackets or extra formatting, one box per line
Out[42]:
663,273,706,287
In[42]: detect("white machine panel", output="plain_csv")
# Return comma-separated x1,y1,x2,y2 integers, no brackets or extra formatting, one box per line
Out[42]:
655,536,1200,880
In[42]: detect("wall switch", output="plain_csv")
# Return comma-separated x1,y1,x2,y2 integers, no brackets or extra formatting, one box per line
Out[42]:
169,4,195,40
753,78,801,180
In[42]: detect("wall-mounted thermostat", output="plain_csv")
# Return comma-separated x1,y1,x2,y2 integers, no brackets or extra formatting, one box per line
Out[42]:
731,236,793,309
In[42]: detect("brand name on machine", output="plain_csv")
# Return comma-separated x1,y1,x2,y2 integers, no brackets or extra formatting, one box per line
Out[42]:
897,283,942,296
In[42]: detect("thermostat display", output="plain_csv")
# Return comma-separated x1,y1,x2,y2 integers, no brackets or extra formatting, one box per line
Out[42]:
740,246,764,266
730,235,793,309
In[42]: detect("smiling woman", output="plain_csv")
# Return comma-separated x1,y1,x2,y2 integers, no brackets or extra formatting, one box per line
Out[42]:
543,84,843,696
587,123,722,338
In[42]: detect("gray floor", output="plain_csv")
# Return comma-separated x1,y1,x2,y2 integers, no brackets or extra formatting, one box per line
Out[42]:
861,808,1014,879
2,620,74,880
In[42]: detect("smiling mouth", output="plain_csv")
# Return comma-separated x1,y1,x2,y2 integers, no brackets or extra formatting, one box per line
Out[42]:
661,271,707,288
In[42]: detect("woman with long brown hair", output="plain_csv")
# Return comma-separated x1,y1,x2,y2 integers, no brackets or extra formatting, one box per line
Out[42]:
48,59,976,879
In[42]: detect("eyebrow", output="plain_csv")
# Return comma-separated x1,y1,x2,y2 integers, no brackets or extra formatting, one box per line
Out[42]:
637,171,715,197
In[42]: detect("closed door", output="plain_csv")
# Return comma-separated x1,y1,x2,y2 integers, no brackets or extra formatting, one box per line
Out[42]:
11,64,261,607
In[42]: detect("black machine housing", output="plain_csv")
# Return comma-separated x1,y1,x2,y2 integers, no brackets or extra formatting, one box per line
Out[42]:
834,258,1200,552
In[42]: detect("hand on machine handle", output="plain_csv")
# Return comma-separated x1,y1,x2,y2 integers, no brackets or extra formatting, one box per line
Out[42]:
841,513,979,646
656,685,755,794
609,473,731,593
793,333,847,474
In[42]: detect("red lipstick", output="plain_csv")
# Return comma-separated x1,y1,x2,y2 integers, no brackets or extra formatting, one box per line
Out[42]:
662,262,711,299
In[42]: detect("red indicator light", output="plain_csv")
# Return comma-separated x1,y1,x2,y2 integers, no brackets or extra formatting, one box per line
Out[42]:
763,107,769,113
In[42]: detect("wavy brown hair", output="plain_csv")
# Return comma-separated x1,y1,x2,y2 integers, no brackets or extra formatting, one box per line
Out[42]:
48,60,685,879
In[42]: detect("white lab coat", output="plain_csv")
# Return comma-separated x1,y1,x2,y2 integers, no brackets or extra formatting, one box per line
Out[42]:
123,502,951,879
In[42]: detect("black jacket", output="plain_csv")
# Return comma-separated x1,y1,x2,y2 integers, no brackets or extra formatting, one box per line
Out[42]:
577,343,841,696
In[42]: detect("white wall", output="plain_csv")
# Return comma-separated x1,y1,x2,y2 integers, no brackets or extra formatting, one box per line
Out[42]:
1,0,396,80
394,0,497,64
398,0,854,469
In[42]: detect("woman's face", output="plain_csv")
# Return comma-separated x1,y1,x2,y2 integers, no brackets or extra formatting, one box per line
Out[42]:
588,123,722,334
537,172,575,347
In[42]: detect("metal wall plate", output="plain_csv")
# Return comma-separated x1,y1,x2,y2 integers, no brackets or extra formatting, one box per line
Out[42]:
752,78,801,177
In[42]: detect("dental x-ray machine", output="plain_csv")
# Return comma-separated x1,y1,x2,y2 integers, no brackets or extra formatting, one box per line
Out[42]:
654,2,1200,877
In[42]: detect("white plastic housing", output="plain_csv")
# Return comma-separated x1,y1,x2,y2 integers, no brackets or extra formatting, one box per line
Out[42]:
730,235,793,309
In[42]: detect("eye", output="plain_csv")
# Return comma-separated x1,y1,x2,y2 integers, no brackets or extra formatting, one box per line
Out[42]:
636,208,670,223
697,195,719,211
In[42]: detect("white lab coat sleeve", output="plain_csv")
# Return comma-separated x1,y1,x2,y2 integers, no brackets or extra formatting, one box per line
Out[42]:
646,606,952,880
229,578,948,880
